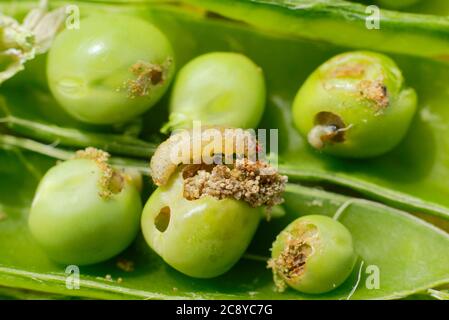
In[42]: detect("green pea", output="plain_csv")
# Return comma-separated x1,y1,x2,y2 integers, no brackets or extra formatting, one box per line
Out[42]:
28,150,142,265
269,215,356,294
165,52,266,131
292,51,417,158
141,170,261,278
47,14,175,125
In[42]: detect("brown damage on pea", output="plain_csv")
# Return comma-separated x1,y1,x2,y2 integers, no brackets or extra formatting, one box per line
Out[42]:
149,127,288,209
75,147,124,199
268,224,318,292
331,63,366,78
358,79,389,111
329,61,389,112
182,159,287,208
125,58,173,98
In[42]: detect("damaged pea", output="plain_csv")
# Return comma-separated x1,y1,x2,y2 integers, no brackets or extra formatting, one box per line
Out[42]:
28,148,142,265
292,51,417,158
142,128,287,278
47,14,175,125
268,215,357,294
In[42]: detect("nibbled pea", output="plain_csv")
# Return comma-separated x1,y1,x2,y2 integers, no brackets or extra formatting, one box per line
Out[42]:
164,52,266,131
28,148,142,265
292,51,417,158
269,215,357,294
47,14,175,125
141,170,262,278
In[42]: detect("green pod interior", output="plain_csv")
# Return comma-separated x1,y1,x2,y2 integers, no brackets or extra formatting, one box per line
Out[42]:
0,0,449,299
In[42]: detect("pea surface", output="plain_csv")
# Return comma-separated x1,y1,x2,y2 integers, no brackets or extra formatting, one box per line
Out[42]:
292,51,417,158
47,14,175,125
269,215,357,294
28,153,142,265
166,52,266,131
141,170,261,278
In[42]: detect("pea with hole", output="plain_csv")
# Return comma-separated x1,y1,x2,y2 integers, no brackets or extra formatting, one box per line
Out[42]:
141,170,262,278
292,51,417,158
268,215,357,294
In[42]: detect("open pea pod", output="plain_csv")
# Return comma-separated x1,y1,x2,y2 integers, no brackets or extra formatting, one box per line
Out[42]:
0,87,157,158
183,0,449,63
428,289,449,300
0,149,448,299
0,0,449,299
169,0,449,222
4,1,449,221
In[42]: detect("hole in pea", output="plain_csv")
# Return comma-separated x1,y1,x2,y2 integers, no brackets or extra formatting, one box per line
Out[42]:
154,206,170,232
280,241,312,281
108,171,125,195
314,111,347,143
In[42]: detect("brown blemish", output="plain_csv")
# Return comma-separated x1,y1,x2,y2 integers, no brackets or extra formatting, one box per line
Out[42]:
268,224,318,292
331,63,365,78
125,58,173,98
272,239,311,281
75,147,124,199
183,159,287,209
358,79,389,110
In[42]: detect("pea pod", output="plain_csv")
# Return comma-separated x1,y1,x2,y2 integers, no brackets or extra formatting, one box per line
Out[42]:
162,0,449,222
0,149,448,299
183,0,449,63
0,0,449,300
2,0,448,223
377,0,421,10
0,113,156,158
